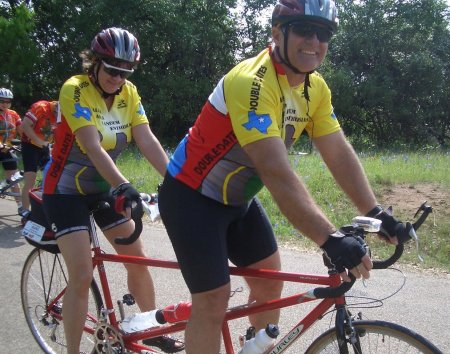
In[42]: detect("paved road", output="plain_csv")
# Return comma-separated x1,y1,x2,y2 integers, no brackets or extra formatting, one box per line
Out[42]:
0,197,448,353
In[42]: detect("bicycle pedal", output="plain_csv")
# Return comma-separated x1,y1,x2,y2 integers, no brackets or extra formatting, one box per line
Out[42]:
123,293,135,305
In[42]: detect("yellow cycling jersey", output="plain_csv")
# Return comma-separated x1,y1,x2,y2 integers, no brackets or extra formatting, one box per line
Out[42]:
168,47,341,206
44,74,148,195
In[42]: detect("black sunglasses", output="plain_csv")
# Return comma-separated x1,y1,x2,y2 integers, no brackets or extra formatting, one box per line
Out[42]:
0,99,12,104
289,22,333,43
102,61,134,79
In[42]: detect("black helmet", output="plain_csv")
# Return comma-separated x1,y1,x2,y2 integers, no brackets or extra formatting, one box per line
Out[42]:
272,0,338,31
91,27,140,63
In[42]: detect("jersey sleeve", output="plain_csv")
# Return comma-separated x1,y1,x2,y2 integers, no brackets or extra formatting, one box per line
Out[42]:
126,83,149,128
304,75,341,138
59,77,95,134
225,62,283,147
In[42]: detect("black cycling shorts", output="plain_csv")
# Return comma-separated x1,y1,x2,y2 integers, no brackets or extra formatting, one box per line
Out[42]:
159,173,278,294
22,142,47,172
43,193,128,238
0,150,18,170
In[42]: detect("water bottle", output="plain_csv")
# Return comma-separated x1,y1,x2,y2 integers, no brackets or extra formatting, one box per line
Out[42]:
0,179,9,189
162,301,192,323
10,170,22,182
120,309,166,333
238,324,280,354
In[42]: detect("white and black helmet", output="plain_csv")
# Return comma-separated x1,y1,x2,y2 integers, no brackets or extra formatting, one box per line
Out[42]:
0,88,13,100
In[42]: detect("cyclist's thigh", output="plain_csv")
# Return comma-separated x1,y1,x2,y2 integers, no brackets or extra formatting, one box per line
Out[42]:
21,142,41,172
43,194,93,237
0,150,17,170
228,197,278,268
159,173,242,293
95,202,145,256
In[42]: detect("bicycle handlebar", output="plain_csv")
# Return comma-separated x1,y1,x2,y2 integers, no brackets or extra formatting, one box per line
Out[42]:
113,199,144,245
313,202,432,299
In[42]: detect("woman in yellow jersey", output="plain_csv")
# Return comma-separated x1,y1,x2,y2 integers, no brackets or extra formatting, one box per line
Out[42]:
43,28,183,353
159,1,405,353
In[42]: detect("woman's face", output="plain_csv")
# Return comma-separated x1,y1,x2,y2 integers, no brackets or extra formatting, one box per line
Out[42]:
97,60,134,94
273,22,330,74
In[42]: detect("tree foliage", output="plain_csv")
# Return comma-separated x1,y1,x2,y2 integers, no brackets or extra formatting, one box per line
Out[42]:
0,0,449,148
324,0,450,148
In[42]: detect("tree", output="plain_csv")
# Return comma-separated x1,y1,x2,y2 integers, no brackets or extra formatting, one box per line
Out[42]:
0,2,37,111
324,0,450,148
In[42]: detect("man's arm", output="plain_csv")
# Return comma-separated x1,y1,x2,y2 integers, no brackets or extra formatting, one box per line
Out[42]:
313,130,378,215
243,136,334,246
21,117,48,148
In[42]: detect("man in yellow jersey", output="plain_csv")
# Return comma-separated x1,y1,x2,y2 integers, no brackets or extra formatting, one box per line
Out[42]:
159,1,405,353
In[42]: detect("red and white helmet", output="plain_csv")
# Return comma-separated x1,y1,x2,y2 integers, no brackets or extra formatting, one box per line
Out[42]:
272,0,338,31
91,27,140,63
0,88,13,99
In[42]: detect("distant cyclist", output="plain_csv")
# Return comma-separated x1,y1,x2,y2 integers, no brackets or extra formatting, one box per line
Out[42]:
0,87,23,214
158,1,404,353
20,100,58,219
42,28,184,353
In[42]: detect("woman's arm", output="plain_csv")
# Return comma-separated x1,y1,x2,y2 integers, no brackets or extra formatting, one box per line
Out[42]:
132,123,169,177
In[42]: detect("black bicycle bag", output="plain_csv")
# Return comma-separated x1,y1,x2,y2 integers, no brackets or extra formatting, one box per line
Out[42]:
22,189,60,254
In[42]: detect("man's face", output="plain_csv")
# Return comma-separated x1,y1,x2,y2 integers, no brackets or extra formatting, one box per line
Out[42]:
0,99,12,113
273,21,330,74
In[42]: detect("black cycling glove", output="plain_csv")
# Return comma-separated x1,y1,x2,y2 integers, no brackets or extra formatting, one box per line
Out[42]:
321,231,367,273
366,205,409,243
112,182,141,214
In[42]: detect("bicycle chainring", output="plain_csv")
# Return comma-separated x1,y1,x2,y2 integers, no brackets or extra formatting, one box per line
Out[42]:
94,322,125,353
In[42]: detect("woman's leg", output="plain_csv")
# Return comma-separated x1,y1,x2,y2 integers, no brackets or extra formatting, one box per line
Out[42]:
104,220,156,311
56,230,93,354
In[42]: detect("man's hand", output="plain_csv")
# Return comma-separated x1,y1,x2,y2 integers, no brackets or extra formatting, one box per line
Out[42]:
321,231,373,282
366,205,407,244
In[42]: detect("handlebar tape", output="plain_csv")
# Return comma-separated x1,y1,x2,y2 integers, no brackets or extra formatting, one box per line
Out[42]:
114,201,144,245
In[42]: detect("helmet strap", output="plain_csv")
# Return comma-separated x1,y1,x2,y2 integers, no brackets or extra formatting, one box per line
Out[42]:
91,64,123,99
276,25,314,102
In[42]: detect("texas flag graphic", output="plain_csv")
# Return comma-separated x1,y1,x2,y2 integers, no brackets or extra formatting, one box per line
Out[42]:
242,111,272,134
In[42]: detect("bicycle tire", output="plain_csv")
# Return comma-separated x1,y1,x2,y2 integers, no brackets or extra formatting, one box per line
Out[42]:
21,248,103,354
305,320,442,354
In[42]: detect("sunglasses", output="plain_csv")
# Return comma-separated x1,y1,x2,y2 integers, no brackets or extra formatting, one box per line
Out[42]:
102,60,134,79
289,22,333,43
0,100,12,104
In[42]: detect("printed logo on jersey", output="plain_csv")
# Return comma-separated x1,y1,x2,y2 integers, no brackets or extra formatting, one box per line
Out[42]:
117,99,127,109
137,102,145,116
72,103,92,121
242,111,272,134
249,65,267,112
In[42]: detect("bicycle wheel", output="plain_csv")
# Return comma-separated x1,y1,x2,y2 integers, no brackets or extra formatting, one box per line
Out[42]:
21,248,103,354
305,320,442,354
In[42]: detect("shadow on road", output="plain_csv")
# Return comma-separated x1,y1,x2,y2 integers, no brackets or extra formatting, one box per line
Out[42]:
0,213,27,249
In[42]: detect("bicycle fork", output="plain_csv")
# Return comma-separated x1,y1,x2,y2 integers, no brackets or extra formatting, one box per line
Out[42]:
335,305,363,354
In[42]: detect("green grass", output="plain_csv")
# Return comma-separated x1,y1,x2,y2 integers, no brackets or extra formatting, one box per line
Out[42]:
7,146,446,271
116,147,450,272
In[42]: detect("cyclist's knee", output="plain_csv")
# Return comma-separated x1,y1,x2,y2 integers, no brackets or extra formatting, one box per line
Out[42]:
248,278,284,301
191,284,230,321
68,271,93,292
